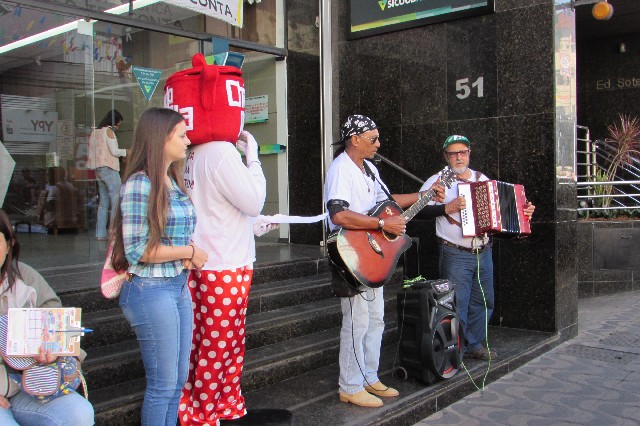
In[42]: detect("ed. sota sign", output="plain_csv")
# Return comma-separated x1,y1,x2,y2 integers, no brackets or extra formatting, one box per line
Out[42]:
596,76,640,91
349,0,494,39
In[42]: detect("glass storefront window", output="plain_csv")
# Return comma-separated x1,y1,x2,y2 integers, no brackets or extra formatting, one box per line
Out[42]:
1,0,288,268
1,3,97,268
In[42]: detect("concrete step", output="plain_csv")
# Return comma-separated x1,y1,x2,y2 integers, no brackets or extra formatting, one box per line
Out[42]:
252,257,331,286
81,308,135,349
248,272,332,315
91,377,146,426
78,273,337,352
54,257,331,316
89,321,400,425
242,327,559,426
89,324,558,426
245,286,399,351
83,340,143,390
83,285,398,392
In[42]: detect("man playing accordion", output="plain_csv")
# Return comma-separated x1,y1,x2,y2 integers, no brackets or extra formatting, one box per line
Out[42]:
420,135,535,361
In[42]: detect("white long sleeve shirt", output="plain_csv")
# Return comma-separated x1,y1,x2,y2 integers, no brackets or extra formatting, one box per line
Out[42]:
185,142,266,270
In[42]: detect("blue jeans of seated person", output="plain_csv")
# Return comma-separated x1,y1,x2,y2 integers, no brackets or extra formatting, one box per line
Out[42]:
0,390,94,425
338,287,385,394
119,270,192,426
95,166,121,239
438,243,494,353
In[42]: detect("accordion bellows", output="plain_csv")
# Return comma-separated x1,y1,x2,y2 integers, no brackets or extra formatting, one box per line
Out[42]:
459,180,531,237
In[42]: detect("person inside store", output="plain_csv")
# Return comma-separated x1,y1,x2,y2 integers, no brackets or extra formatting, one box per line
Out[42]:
109,107,208,426
324,114,445,408
87,109,128,241
420,135,535,361
36,166,78,233
0,209,95,425
14,169,37,208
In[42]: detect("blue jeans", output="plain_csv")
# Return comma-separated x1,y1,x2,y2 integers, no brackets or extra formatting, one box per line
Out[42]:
338,287,385,394
119,270,192,426
0,390,94,425
438,243,494,353
95,166,121,239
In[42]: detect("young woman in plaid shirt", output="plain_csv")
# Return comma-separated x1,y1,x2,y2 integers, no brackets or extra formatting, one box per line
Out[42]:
110,107,208,426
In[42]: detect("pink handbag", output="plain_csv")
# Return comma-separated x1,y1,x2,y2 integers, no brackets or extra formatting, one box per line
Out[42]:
100,244,127,299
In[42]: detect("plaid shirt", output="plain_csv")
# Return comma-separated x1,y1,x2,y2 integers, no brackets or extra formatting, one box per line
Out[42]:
120,172,196,277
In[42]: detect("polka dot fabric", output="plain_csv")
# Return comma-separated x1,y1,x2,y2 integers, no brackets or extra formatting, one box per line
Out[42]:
179,266,253,425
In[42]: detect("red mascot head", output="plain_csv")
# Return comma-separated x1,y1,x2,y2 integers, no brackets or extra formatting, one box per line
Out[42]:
164,53,245,144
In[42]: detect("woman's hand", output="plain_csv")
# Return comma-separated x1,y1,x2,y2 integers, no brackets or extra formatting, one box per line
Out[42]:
0,395,10,409
187,245,208,271
35,346,57,364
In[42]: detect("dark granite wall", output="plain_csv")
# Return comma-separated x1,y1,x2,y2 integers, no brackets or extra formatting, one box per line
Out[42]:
286,0,324,245
577,33,640,142
577,220,640,298
286,0,577,335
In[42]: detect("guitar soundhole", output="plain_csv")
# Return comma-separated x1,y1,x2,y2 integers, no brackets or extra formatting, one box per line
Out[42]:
382,230,399,242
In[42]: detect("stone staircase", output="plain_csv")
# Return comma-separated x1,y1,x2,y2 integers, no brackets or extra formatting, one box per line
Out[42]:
43,244,559,425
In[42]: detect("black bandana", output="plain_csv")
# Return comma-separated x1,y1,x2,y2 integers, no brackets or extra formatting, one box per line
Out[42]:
335,114,378,145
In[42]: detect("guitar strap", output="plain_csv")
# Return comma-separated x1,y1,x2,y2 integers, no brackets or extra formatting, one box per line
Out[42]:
362,160,393,202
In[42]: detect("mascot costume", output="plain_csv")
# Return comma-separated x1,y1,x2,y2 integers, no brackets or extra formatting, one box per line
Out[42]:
165,53,285,425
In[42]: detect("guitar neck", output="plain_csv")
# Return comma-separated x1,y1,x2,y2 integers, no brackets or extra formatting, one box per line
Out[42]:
401,189,437,222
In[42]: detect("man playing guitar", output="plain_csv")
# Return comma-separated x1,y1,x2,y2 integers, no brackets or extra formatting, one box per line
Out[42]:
324,115,440,408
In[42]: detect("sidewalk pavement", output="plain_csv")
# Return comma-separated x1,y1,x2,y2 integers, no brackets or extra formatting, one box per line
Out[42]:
416,290,640,426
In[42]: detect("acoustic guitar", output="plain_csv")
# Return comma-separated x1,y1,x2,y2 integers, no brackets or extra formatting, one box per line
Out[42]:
327,166,455,292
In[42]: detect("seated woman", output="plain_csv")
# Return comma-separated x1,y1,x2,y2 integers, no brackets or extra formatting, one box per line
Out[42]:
0,209,94,426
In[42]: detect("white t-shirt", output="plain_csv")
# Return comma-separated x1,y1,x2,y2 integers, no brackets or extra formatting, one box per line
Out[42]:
185,142,266,270
421,169,488,248
324,152,389,231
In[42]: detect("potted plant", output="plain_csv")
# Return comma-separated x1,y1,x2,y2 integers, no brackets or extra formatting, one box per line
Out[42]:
586,113,640,218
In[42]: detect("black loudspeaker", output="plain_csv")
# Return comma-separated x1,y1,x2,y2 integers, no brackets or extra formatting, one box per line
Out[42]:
396,279,463,385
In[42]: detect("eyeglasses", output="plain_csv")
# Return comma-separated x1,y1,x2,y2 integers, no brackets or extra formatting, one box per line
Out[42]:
358,134,380,144
445,149,470,158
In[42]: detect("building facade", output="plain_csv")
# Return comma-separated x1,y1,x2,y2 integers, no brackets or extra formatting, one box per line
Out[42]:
0,0,578,337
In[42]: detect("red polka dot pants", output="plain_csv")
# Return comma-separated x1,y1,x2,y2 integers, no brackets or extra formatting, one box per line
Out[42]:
179,266,253,425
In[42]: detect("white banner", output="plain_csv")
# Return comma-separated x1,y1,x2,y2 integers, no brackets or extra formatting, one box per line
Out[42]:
170,0,243,27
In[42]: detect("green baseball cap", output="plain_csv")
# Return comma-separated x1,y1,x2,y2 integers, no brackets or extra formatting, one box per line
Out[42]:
443,135,470,149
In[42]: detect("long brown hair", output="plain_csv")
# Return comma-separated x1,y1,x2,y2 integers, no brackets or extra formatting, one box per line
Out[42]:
110,107,187,271
0,209,22,292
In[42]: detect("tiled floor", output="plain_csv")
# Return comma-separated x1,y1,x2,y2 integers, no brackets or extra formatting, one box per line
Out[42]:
415,290,640,425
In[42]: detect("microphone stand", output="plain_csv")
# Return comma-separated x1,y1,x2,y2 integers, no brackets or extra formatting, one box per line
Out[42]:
373,153,425,185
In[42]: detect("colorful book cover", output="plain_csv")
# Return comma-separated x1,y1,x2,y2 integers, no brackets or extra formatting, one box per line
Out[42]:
6,308,82,356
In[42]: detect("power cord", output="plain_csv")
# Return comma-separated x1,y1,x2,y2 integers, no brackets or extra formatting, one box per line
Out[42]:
459,240,492,392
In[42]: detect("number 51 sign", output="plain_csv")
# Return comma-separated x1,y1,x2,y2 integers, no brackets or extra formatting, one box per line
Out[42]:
455,77,484,99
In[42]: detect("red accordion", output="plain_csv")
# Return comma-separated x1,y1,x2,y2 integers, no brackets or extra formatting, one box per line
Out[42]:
458,180,531,237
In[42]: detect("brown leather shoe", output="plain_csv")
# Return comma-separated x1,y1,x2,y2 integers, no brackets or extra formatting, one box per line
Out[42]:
339,390,383,407
364,381,399,398
464,347,497,360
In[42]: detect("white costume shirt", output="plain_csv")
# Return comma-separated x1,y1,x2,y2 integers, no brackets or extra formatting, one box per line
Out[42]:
324,152,389,231
185,142,266,270
421,168,488,249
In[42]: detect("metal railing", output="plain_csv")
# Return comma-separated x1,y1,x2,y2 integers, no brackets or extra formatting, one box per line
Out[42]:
576,125,640,214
